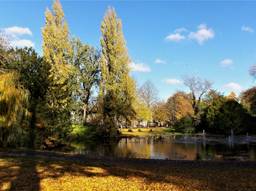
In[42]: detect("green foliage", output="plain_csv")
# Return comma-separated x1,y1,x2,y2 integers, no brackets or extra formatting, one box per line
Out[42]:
199,92,254,134
12,48,50,102
134,99,152,121
69,124,90,141
71,38,100,124
172,116,194,133
10,48,51,147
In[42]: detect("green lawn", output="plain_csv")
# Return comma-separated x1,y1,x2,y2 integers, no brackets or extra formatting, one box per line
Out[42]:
120,127,182,137
0,155,255,191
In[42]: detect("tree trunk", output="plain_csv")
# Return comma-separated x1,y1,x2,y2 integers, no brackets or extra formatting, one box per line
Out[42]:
0,126,4,147
82,90,90,125
29,101,37,149
83,104,87,125
0,126,8,147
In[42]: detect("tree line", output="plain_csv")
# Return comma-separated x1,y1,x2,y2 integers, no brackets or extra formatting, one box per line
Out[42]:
152,77,256,135
0,0,256,149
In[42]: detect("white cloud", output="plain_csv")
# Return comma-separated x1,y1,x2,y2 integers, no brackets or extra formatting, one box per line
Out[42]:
165,33,186,42
155,58,166,64
188,24,215,45
1,26,34,48
130,62,151,72
3,26,32,37
241,26,254,33
223,82,242,93
174,27,187,33
220,58,233,67
10,39,34,48
164,78,182,85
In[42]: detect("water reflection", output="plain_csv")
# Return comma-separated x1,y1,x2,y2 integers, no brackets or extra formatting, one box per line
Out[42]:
72,135,256,161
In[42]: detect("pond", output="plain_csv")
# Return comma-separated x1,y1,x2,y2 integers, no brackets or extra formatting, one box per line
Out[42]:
71,135,256,161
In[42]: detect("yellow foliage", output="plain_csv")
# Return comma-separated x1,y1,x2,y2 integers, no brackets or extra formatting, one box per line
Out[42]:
100,7,137,125
42,0,73,85
134,99,152,121
1,157,256,191
226,91,238,101
0,72,28,127
167,92,194,121
42,0,75,114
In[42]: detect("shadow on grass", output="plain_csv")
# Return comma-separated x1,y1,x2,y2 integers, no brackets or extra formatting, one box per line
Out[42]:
0,154,256,191
0,156,40,191
9,156,40,191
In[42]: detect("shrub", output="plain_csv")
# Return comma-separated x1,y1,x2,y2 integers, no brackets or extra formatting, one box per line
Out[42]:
173,116,194,133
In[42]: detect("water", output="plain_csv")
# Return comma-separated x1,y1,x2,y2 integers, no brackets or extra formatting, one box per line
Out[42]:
71,135,256,161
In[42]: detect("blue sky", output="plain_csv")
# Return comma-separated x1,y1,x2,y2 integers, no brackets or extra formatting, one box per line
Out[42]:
0,1,256,100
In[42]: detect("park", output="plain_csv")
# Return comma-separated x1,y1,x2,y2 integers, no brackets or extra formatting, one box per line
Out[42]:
1,0,256,190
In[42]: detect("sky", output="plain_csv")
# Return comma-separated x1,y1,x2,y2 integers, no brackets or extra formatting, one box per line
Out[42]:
0,0,256,100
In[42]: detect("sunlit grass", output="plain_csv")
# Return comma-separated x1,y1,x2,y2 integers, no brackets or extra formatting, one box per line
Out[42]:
120,127,183,137
0,157,255,191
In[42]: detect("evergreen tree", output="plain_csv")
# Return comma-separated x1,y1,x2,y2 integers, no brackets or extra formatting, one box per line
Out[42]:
100,7,136,135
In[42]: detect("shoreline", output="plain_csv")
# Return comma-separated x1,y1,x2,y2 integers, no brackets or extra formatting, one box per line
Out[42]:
1,149,256,166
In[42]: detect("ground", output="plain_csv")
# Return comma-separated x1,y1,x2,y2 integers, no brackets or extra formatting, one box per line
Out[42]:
120,127,179,137
0,151,255,191
70,126,184,140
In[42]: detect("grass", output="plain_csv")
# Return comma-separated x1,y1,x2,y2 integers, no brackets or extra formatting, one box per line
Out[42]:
69,124,101,142
70,125,185,139
0,155,255,191
120,127,183,137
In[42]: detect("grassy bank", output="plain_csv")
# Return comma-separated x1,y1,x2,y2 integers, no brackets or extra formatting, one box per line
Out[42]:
120,127,183,137
0,154,255,191
70,125,180,140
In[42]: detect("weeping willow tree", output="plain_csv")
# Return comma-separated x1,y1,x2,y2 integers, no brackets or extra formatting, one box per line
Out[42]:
0,72,28,147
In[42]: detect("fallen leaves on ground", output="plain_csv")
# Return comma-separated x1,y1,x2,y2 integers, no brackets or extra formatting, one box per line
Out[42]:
0,157,255,191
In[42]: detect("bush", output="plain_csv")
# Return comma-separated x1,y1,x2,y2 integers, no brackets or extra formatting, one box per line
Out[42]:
184,127,195,134
165,127,176,133
173,116,194,133
128,128,133,132
199,99,255,135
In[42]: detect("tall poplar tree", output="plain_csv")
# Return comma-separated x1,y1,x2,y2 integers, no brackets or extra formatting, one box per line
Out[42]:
100,7,136,135
42,0,74,137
